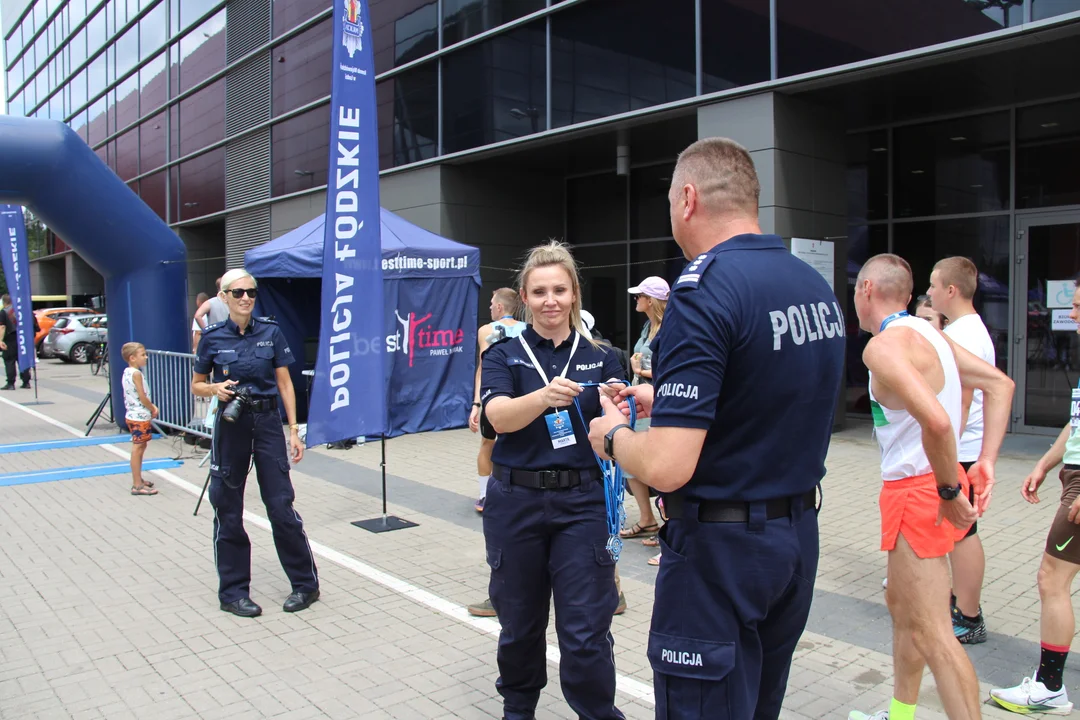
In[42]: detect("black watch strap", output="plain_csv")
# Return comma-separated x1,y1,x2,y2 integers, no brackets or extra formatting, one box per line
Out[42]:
605,423,632,459
937,482,963,500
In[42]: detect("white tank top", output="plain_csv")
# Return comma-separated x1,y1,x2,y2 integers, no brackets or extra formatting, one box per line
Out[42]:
869,316,962,481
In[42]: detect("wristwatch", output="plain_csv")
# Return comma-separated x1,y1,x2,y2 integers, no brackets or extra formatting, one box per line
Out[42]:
604,424,632,460
937,483,963,500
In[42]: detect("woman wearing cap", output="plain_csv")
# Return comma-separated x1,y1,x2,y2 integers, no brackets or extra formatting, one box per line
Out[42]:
618,276,669,564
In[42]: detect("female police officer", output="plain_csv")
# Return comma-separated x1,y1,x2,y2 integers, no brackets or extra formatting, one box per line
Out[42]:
481,242,626,720
191,268,319,618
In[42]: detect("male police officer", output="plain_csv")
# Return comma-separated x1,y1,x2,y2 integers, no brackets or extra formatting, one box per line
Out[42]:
589,138,845,718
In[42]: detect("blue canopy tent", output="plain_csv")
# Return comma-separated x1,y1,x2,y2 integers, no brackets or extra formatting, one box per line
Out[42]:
245,209,481,437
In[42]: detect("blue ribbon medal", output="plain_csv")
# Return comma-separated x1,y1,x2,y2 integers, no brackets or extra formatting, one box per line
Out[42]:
573,380,637,562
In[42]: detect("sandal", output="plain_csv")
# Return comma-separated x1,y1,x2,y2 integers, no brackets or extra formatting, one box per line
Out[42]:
142,479,155,489
131,485,158,495
647,552,661,566
642,536,659,547
619,522,659,539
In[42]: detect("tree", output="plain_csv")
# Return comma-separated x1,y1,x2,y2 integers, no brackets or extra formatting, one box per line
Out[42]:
23,209,48,260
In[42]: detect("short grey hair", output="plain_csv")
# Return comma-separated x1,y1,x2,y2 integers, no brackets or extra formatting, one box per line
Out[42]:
671,137,760,217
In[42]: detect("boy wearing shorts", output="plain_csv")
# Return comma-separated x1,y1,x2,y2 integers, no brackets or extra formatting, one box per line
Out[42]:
122,342,158,496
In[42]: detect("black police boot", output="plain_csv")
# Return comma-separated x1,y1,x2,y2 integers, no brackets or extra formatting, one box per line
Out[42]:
283,589,320,613
220,598,262,618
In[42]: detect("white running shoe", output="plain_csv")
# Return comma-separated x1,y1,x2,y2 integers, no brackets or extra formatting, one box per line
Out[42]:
990,676,1073,714
849,711,888,720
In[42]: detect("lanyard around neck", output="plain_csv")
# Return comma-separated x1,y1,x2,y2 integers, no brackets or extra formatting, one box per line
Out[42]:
879,311,909,334
518,332,580,386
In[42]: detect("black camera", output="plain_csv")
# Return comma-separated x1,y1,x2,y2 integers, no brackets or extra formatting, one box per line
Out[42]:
221,386,252,423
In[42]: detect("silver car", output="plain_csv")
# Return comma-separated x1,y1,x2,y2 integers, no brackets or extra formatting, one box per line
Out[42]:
44,314,108,363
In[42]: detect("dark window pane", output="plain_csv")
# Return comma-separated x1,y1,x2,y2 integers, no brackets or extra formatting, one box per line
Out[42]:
169,165,180,222
179,147,225,219
551,0,695,128
443,0,544,45
178,10,226,94
116,127,139,180
272,19,331,116
271,105,331,197
442,23,545,153
376,62,437,169
140,112,166,171
178,78,224,155
1032,0,1080,19
845,225,888,413
1017,99,1080,209
630,163,675,240
848,131,888,222
892,216,1011,370
777,0,1021,78
701,0,770,93
566,173,627,245
893,112,1009,218
373,0,437,74
273,0,329,38
141,170,166,220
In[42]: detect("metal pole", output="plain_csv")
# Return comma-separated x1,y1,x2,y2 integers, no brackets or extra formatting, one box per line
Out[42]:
381,434,387,519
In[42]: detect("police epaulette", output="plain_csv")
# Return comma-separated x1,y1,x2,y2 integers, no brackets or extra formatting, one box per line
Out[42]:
257,316,278,325
673,252,715,290
202,320,227,333
481,334,515,358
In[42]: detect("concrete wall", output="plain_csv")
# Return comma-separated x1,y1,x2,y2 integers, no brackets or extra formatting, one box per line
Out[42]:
698,92,848,429
379,163,565,305
270,191,327,239
65,252,103,297
29,257,65,298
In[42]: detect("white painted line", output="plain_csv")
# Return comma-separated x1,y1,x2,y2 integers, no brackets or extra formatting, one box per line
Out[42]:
0,395,656,705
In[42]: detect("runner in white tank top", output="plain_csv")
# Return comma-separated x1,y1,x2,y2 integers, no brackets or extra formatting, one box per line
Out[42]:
849,253,1014,720
870,315,963,481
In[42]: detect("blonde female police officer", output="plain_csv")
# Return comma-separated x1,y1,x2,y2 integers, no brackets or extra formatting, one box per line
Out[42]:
481,242,626,720
191,269,319,618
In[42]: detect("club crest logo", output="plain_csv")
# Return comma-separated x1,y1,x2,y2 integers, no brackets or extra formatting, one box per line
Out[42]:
342,0,364,58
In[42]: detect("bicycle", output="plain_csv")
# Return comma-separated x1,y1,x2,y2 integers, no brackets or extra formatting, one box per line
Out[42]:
90,340,109,377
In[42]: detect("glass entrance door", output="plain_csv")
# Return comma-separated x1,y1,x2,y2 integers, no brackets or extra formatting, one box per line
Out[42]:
1014,215,1080,432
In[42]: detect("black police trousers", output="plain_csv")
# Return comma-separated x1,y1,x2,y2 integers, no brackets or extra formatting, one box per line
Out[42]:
3,351,29,386
209,407,318,604
649,494,819,719
483,471,624,720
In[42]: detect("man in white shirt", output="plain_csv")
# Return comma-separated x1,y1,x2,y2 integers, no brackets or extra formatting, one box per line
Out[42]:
928,256,996,644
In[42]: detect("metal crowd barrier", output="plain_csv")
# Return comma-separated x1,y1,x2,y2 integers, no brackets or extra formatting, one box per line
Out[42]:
146,349,213,440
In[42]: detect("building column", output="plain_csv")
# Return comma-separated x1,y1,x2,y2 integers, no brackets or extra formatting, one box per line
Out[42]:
698,92,848,429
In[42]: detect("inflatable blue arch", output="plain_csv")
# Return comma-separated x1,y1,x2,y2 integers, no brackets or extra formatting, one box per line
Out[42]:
0,116,189,425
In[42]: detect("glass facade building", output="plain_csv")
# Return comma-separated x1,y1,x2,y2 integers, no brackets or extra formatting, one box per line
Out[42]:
4,0,1080,431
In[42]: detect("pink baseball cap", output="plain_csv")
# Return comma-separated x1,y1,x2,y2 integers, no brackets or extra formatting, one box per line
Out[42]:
627,276,670,301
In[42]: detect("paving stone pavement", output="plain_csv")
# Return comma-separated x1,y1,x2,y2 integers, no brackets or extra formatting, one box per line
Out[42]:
0,360,1070,719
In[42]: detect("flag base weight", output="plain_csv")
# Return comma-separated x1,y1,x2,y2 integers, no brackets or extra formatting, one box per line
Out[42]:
352,515,418,533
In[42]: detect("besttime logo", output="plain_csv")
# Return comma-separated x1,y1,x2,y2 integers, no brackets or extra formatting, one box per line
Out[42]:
387,310,465,367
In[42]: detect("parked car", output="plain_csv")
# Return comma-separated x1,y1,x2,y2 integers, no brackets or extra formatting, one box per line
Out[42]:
43,314,108,363
35,307,96,357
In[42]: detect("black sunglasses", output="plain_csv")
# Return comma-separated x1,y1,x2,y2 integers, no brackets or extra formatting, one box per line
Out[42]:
227,288,257,299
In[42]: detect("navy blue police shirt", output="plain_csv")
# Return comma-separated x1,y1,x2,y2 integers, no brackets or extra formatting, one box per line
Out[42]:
481,326,626,471
650,234,845,502
193,316,294,396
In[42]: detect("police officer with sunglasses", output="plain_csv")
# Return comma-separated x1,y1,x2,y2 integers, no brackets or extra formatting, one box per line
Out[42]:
191,268,319,618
